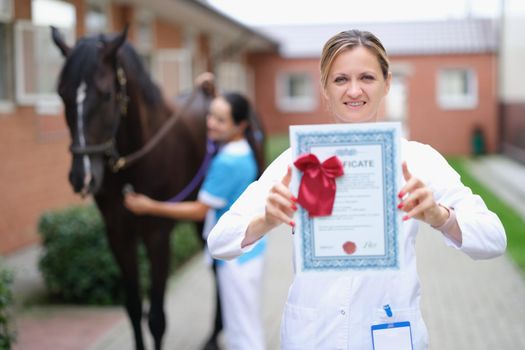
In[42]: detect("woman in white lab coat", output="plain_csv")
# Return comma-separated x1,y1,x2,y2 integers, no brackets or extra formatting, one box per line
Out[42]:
207,29,506,350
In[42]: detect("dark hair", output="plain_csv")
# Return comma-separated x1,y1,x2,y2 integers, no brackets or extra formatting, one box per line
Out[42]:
222,92,265,177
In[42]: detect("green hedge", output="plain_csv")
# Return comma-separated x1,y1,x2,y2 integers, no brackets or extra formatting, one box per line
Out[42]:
0,263,15,350
38,205,202,305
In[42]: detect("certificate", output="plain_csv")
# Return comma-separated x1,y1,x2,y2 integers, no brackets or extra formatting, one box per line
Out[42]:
290,122,402,275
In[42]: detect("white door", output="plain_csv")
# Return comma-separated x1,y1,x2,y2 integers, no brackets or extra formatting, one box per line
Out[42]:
386,74,409,137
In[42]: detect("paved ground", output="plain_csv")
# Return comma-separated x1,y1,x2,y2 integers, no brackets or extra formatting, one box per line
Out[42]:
7,154,525,350
89,225,294,350
464,155,525,219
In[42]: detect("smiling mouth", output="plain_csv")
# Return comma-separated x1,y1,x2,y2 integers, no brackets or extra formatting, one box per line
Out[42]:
345,101,365,108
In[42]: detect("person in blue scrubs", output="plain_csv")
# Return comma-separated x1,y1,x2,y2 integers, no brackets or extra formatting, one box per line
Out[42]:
124,91,266,350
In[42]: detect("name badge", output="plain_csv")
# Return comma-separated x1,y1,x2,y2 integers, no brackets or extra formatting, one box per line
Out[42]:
371,321,414,350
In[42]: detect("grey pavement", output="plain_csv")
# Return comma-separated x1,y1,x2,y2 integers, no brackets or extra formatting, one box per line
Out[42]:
7,154,525,350
89,225,294,350
3,244,46,306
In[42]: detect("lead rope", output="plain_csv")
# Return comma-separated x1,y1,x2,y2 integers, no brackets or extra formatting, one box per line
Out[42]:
122,139,217,203
165,139,217,203
112,88,200,172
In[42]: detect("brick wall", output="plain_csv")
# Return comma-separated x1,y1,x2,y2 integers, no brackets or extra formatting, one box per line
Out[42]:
154,18,182,49
0,111,84,254
403,54,499,155
249,52,499,156
14,0,31,19
248,52,332,133
0,0,87,255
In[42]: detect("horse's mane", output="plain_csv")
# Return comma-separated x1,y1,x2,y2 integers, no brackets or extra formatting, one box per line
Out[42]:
118,42,165,109
57,33,164,111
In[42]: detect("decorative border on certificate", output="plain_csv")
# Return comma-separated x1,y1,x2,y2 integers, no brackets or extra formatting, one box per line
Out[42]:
290,123,402,274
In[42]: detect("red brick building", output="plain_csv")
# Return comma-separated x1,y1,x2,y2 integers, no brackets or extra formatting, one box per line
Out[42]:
0,3,508,256
249,19,500,155
0,0,276,254
499,1,525,163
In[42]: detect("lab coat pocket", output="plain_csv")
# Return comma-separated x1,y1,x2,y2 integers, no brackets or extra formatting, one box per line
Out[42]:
373,307,429,350
280,302,317,350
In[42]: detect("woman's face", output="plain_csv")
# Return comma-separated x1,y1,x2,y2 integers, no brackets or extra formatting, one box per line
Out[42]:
323,46,391,123
207,97,244,142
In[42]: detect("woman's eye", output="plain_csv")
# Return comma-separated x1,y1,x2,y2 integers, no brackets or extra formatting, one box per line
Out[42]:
362,75,375,81
334,76,347,83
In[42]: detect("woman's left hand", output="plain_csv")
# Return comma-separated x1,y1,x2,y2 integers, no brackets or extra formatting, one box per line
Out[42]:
398,162,449,227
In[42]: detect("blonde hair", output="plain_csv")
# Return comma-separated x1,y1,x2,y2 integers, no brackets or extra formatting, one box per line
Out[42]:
320,29,390,89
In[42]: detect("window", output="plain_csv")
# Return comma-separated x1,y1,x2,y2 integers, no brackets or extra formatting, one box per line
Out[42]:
15,21,74,107
14,1,75,109
216,62,248,95
0,0,13,112
386,74,409,137
277,72,316,112
0,0,13,22
437,68,478,110
135,9,154,53
152,49,193,97
32,0,75,27
0,22,13,112
85,2,108,35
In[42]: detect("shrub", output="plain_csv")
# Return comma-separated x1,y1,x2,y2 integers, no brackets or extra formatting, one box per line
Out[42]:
0,263,16,350
38,205,202,305
38,205,123,304
170,222,203,271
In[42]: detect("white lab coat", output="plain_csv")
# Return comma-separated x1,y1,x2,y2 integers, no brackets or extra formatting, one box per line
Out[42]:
207,138,506,350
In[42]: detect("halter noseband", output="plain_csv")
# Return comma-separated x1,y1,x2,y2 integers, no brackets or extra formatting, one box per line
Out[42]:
69,65,128,164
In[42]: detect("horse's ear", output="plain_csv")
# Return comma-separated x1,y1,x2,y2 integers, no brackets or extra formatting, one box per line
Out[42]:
102,25,128,60
51,26,71,57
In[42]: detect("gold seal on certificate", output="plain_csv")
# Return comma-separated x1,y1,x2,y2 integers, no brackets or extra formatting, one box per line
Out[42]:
290,122,403,275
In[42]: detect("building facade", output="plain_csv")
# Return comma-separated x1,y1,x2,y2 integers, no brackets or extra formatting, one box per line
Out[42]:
0,0,276,254
250,19,500,156
499,0,525,163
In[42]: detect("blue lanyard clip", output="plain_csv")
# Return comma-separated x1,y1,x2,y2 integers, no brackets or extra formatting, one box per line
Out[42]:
383,304,393,318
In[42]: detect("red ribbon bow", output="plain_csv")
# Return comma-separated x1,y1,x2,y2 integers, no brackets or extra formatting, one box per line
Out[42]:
293,153,344,217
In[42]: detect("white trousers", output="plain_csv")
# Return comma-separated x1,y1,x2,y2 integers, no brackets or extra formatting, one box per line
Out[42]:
216,256,265,350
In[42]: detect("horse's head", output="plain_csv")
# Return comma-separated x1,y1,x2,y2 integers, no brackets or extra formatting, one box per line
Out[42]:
52,27,128,196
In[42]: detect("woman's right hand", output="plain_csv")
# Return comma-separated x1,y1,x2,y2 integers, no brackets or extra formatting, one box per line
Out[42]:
242,166,298,248
264,166,298,228
124,193,155,215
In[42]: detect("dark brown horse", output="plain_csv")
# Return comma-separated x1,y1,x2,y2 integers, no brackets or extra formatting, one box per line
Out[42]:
51,27,223,350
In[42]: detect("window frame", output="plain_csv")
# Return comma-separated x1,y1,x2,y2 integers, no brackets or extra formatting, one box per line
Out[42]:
0,0,13,113
85,1,109,35
0,22,13,113
436,67,478,110
135,9,154,54
14,20,74,108
0,0,13,22
276,71,317,113
216,61,249,95
152,48,193,97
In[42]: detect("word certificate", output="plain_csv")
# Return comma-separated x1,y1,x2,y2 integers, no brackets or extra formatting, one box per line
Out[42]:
290,122,402,275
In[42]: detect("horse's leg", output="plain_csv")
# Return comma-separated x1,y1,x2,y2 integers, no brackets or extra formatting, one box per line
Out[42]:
142,226,171,350
202,261,223,350
107,229,145,350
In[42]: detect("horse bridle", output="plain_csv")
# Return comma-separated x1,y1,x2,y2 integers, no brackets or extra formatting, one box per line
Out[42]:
69,64,128,162
69,62,201,173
